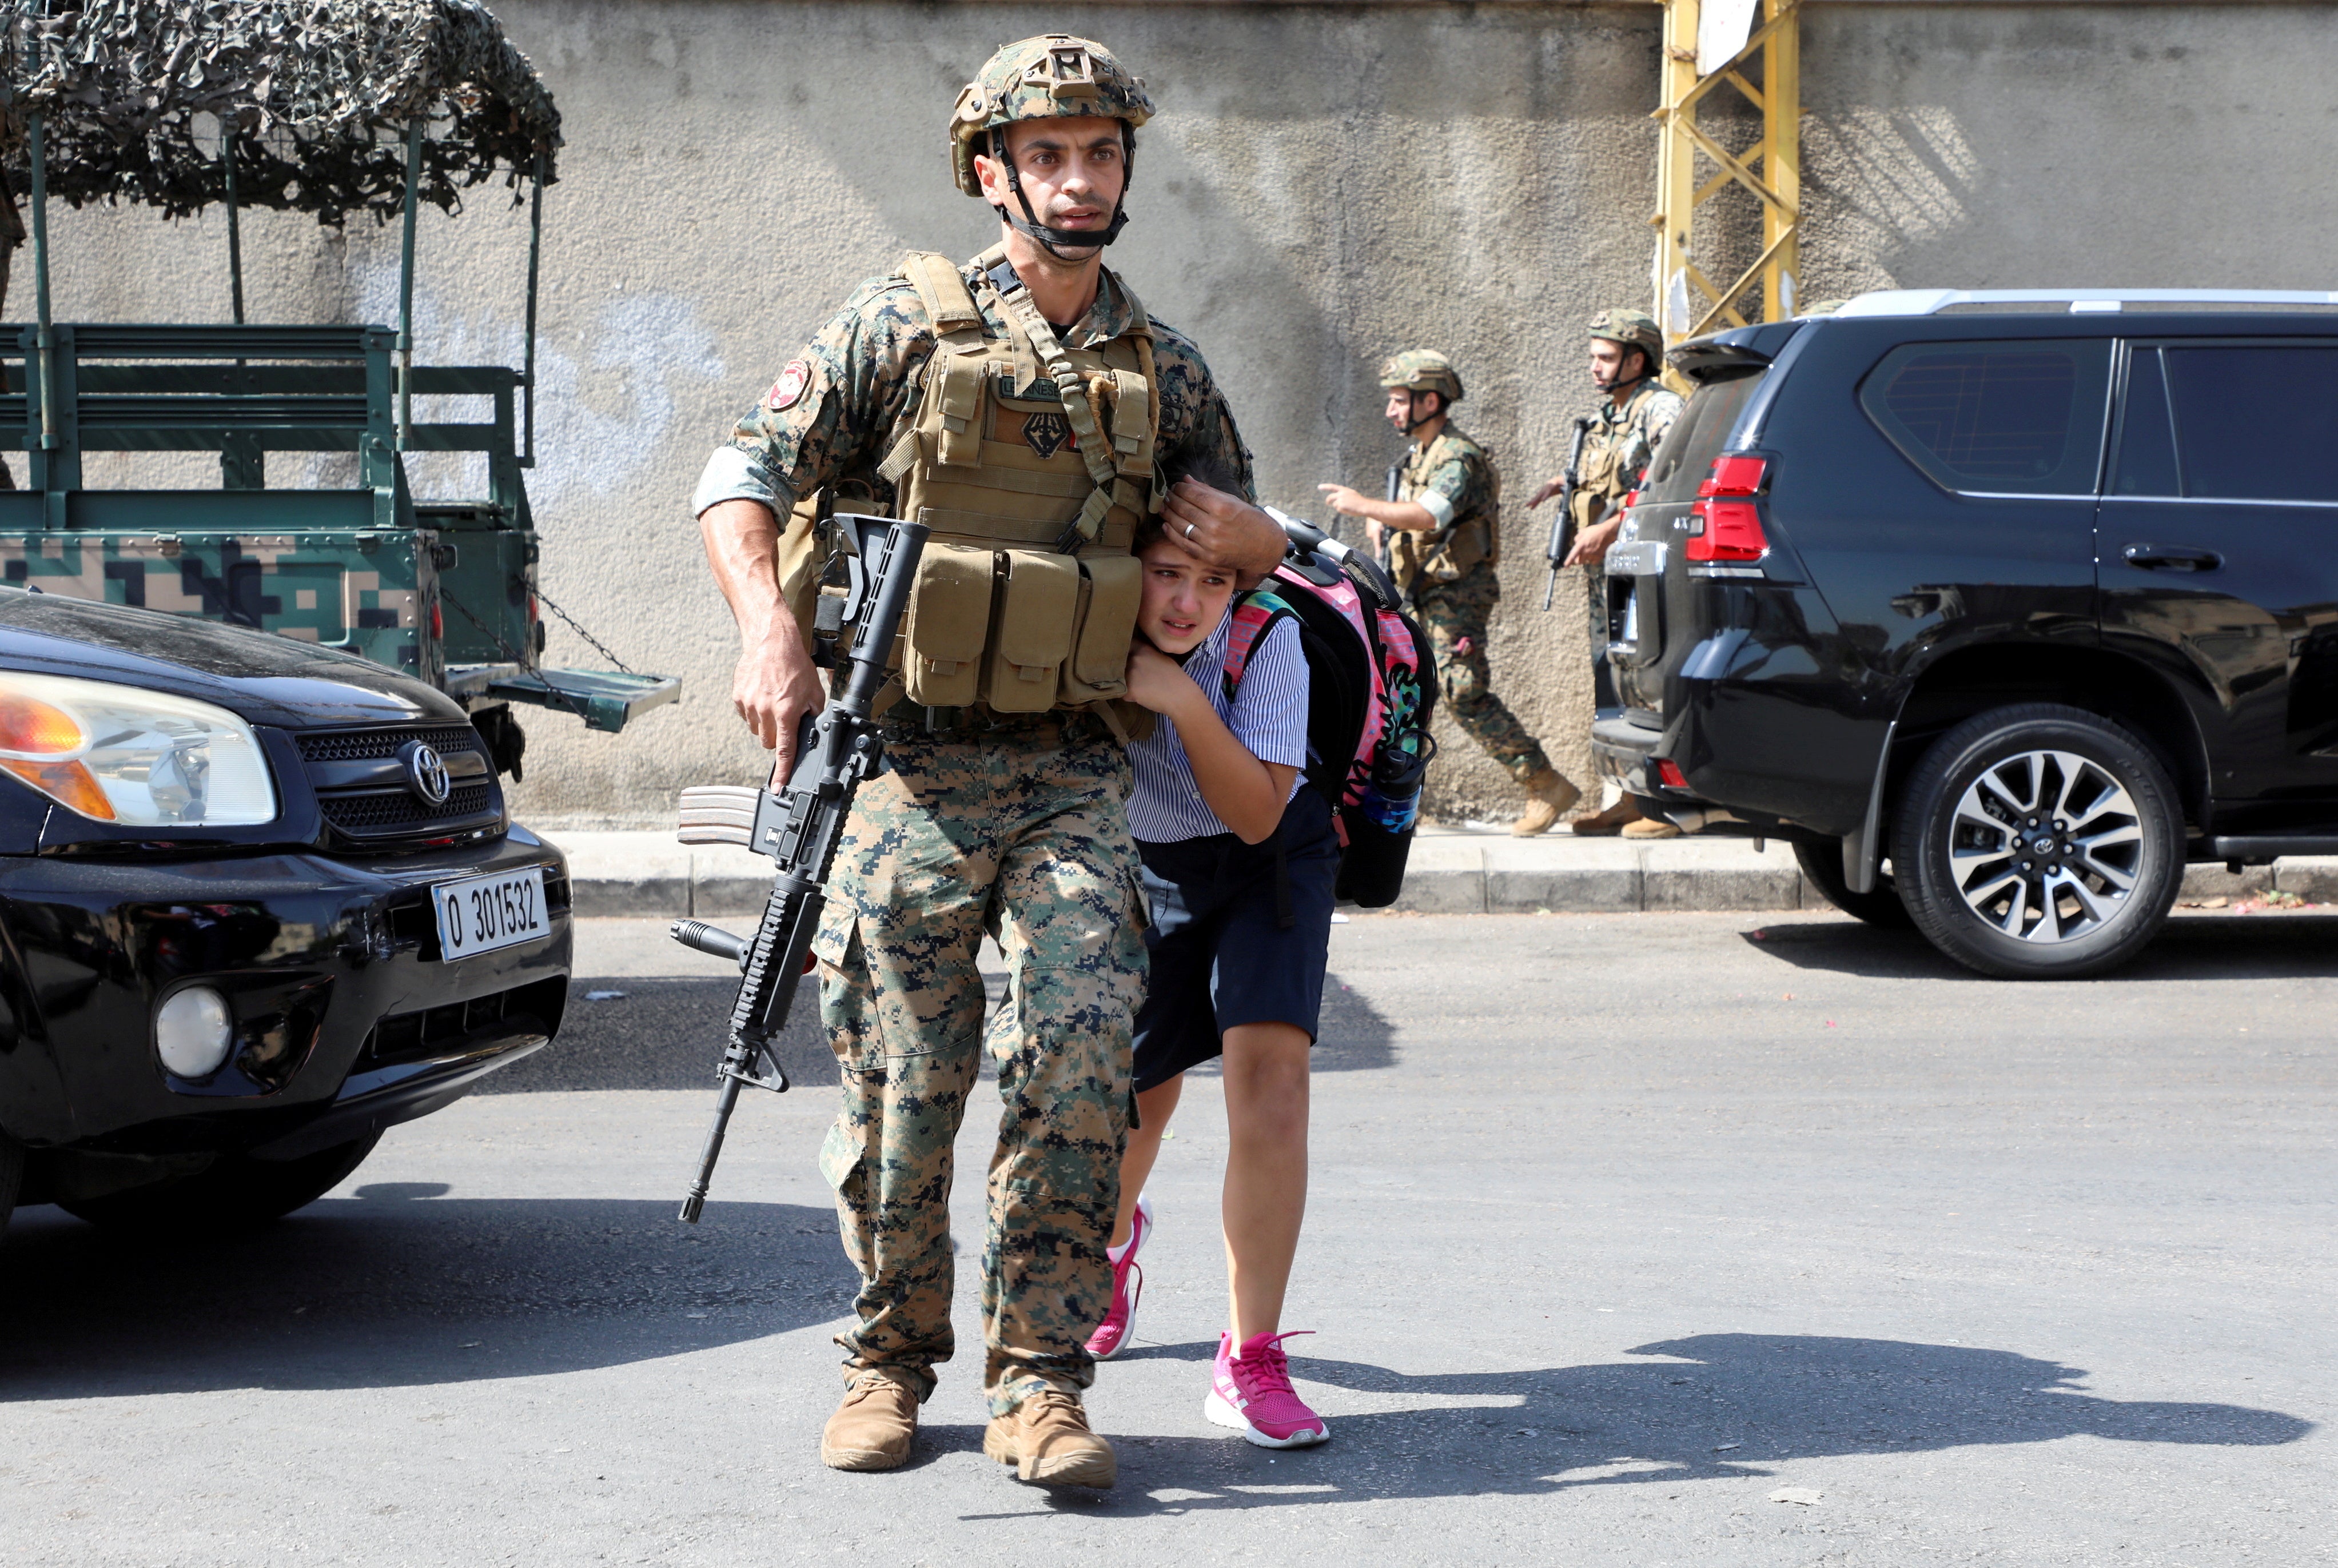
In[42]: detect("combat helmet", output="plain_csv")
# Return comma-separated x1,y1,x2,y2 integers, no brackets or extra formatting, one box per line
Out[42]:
1588,308,1666,370
1379,349,1463,430
950,35,1154,257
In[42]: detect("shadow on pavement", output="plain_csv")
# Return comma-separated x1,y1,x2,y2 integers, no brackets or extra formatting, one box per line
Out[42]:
0,1187,856,1401
1740,912,2338,982
483,978,837,1093
953,1331,2311,1516
496,966,1397,1095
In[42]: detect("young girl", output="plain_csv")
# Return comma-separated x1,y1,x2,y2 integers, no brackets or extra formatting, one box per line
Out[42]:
1088,518,1340,1449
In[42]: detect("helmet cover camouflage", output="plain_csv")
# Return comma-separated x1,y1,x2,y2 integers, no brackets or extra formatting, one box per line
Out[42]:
951,35,1155,198
1588,308,1666,366
1377,349,1464,404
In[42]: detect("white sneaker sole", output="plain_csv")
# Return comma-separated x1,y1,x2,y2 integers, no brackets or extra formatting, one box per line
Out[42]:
1203,1387,1330,1449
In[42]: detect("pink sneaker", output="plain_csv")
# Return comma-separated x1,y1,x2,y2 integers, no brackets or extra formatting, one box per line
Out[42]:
1205,1330,1330,1447
1085,1194,1152,1360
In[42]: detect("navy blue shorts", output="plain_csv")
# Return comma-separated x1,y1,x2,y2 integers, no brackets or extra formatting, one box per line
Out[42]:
1130,787,1341,1093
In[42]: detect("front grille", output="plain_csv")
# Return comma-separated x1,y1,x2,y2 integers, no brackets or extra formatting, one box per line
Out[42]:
360,976,567,1068
298,722,504,850
297,724,485,764
320,779,495,832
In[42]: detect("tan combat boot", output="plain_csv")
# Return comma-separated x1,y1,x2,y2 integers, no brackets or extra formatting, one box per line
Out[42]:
1569,796,1643,836
982,1390,1117,1488
1509,769,1582,837
1620,815,1682,840
821,1369,919,1471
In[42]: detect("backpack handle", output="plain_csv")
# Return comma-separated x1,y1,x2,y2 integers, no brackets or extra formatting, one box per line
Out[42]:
1264,505,1401,612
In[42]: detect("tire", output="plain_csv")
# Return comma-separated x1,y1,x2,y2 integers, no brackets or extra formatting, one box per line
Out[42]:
58,1131,381,1235
1891,703,2184,979
1793,835,1916,928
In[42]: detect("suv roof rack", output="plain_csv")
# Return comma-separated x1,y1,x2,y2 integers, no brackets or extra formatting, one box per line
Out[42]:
1834,288,2338,317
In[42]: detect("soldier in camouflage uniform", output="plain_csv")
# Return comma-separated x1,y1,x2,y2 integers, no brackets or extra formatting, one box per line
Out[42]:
691,34,1285,1488
1526,309,1686,837
1319,350,1581,835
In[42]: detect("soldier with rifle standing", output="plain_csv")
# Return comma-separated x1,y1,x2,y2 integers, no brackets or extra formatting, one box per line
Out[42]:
690,34,1284,1487
1525,309,1685,838
1319,351,1582,836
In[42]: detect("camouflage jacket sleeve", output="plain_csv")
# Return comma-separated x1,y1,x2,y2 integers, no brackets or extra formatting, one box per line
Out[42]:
1620,386,1687,478
1149,321,1258,501
1413,440,1489,529
719,276,938,513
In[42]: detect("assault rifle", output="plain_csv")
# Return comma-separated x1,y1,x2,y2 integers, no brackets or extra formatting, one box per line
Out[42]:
1377,457,1404,572
667,514,929,1223
1540,417,1594,612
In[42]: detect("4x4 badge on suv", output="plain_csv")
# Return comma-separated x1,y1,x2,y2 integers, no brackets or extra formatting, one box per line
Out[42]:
401,741,452,807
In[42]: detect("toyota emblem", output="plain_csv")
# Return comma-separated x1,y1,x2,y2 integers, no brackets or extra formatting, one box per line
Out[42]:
403,741,453,807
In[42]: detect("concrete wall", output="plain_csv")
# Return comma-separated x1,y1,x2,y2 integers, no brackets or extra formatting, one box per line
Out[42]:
35,2,2338,828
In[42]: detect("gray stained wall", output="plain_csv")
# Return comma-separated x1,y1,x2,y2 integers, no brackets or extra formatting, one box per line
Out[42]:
37,3,2338,827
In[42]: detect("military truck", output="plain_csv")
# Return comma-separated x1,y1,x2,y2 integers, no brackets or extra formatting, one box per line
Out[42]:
0,0,675,775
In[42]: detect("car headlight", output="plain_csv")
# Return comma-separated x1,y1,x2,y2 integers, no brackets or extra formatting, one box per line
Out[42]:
0,672,277,827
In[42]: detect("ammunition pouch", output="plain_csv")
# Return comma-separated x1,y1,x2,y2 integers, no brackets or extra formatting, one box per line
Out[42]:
901,542,1142,710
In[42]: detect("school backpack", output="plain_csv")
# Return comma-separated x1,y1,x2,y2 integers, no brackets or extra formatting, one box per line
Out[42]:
1220,512,1440,907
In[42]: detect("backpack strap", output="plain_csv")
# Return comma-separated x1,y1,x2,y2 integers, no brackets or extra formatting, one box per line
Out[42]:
1220,588,1297,700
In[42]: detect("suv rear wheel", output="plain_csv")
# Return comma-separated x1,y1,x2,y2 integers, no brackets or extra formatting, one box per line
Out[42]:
1893,704,2183,978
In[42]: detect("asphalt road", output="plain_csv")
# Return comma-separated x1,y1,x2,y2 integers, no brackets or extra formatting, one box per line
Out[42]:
5,909,2333,1566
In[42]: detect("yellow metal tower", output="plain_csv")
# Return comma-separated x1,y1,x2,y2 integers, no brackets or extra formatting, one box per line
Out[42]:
1651,0,1802,345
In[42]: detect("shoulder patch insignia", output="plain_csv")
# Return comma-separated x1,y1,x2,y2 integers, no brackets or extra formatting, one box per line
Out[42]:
767,359,812,411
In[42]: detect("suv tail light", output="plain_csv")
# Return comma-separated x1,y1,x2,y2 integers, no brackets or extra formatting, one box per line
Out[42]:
1687,454,1770,562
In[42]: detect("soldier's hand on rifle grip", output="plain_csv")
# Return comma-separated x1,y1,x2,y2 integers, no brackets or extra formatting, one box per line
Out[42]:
699,498,827,753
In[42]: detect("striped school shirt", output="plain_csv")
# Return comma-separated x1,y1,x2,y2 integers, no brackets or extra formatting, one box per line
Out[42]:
1126,607,1311,844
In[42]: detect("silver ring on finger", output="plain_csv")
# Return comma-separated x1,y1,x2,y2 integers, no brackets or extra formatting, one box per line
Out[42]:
1184,521,1198,539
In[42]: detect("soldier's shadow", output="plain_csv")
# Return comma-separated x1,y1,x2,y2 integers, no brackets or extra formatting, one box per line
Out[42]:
939,1332,2309,1515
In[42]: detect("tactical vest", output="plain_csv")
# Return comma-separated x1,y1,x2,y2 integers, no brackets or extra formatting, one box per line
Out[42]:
1570,379,1659,534
801,246,1161,716
1389,430,1497,595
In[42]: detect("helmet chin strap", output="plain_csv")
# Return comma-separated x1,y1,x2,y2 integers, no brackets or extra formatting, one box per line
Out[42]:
989,126,1132,262
1399,390,1440,434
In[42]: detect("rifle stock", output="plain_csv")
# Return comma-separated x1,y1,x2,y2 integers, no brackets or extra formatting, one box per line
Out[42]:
1542,417,1593,612
670,514,928,1223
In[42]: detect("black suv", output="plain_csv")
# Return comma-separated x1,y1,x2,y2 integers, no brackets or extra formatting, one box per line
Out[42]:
0,588,570,1236
1594,288,2338,977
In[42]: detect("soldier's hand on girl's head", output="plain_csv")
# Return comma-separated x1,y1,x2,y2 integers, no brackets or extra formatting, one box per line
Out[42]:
1124,640,1200,716
1162,479,1285,579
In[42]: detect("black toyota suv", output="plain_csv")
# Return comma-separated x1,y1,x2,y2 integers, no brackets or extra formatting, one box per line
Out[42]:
0,588,569,1236
1594,288,2338,977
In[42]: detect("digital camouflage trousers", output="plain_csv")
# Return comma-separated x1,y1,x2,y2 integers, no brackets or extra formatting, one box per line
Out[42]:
1413,570,1552,785
809,719,1146,1417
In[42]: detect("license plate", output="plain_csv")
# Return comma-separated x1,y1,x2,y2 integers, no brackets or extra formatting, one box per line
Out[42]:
432,867,550,961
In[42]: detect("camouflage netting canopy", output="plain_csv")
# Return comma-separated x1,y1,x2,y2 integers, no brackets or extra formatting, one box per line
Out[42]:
0,0,560,225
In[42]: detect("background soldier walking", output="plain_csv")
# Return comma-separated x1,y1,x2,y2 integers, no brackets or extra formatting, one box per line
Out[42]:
1320,351,1580,836
1527,309,1684,839
692,34,1282,1487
